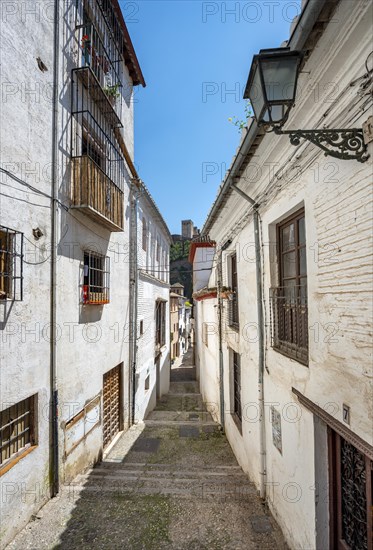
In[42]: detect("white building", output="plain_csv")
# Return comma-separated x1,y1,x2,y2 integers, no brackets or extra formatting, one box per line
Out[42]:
134,181,172,421
193,1,373,548
0,0,147,545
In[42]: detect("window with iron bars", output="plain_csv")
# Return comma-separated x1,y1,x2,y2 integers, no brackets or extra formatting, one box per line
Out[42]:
82,251,110,304
232,352,242,425
0,395,37,470
270,209,308,365
228,253,239,328
0,225,23,302
155,300,166,347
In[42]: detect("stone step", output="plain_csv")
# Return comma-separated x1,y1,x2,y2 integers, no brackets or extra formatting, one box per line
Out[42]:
146,410,214,422
65,483,255,499
87,466,249,480
169,381,199,394
143,420,218,429
72,468,255,499
154,394,203,412
98,462,244,473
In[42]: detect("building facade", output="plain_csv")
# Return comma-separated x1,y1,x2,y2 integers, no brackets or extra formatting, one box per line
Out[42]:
0,1,153,546
193,1,373,549
134,181,172,421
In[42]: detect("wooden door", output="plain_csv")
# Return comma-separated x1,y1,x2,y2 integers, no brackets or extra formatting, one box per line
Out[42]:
329,428,372,549
103,364,122,449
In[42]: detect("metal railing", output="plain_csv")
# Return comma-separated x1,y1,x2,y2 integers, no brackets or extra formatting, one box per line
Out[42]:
75,21,123,124
270,286,308,365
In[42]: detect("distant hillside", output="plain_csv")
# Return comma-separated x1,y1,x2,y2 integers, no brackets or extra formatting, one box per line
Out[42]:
170,240,192,299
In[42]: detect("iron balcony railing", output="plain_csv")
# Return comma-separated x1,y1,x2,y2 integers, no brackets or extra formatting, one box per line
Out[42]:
270,285,308,365
71,108,125,230
75,21,123,126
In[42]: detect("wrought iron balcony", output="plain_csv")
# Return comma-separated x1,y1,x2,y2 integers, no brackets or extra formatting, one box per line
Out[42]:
71,107,125,231
270,286,308,365
75,21,123,127
71,155,124,232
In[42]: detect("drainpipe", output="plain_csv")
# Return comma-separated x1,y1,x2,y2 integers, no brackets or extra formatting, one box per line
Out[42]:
231,183,266,500
129,180,140,426
216,250,225,431
50,0,60,497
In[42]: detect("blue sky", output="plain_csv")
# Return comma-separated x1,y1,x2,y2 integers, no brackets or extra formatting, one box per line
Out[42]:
123,0,301,234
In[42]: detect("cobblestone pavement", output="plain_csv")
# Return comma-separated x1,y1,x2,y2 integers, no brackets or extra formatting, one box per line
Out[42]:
7,349,288,549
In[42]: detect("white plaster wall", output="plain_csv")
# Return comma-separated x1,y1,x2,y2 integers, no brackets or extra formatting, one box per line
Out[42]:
0,5,55,546
135,198,171,422
198,2,373,548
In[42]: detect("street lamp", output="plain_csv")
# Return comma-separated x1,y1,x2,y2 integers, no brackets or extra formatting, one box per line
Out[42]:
244,47,369,163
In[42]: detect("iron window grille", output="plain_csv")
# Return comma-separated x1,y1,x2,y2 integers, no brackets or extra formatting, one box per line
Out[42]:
0,395,37,469
82,251,110,304
228,253,239,328
270,209,308,364
233,352,242,424
155,300,166,347
0,225,23,302
270,286,308,364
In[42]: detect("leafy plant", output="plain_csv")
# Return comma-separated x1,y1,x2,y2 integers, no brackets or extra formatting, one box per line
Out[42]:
228,100,253,131
104,83,121,99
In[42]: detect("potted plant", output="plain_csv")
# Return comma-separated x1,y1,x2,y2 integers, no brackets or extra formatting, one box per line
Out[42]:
103,83,120,106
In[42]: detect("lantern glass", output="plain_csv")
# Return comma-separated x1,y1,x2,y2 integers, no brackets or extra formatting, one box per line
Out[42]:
244,48,303,127
250,65,266,122
260,56,300,103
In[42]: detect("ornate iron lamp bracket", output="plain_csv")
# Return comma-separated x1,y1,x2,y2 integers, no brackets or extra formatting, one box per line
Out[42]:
274,127,370,163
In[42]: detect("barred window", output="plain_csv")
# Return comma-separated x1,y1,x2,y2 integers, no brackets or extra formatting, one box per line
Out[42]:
232,352,242,423
82,251,110,304
270,209,308,364
155,300,166,347
0,395,37,469
0,226,23,301
228,253,239,327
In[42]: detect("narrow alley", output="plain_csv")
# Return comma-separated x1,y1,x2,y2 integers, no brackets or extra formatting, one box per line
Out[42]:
8,348,287,550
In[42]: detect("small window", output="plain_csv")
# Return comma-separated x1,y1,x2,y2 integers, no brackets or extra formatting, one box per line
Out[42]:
155,300,166,347
140,320,144,336
82,131,105,170
142,218,147,252
82,251,110,304
229,253,239,327
233,352,242,424
0,226,23,301
145,375,150,392
0,395,37,470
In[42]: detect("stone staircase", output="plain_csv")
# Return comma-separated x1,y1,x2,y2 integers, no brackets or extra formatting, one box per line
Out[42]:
73,374,253,500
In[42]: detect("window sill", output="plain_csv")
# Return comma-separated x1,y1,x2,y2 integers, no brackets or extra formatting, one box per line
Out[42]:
0,445,38,477
82,301,110,305
228,322,239,332
272,345,308,367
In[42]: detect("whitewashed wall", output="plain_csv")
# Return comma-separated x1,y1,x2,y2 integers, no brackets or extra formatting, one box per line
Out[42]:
135,199,170,421
0,4,56,546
